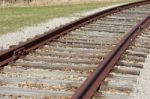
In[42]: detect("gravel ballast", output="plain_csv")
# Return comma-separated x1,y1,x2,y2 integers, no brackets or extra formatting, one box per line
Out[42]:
133,54,150,99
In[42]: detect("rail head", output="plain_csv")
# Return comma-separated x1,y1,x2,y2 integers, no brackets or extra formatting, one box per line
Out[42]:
0,0,150,68
71,15,150,99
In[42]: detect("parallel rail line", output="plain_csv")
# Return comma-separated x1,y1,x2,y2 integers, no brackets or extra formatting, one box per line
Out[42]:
0,1,150,99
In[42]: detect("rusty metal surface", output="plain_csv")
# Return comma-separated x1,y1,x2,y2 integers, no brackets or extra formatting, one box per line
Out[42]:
71,15,150,99
0,0,150,68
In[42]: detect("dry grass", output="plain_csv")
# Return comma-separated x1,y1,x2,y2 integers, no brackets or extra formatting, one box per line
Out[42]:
32,0,139,5
0,0,138,35
1,0,139,7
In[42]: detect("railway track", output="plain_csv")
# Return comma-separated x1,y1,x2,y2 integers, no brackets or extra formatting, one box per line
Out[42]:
0,1,150,99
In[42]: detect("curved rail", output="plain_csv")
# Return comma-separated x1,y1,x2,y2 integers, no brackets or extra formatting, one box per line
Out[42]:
0,0,150,68
71,15,150,99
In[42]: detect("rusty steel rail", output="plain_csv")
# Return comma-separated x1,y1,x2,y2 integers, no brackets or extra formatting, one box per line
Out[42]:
71,15,150,99
0,0,150,68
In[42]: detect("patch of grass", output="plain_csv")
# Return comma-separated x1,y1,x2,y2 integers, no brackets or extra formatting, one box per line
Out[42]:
0,0,137,35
